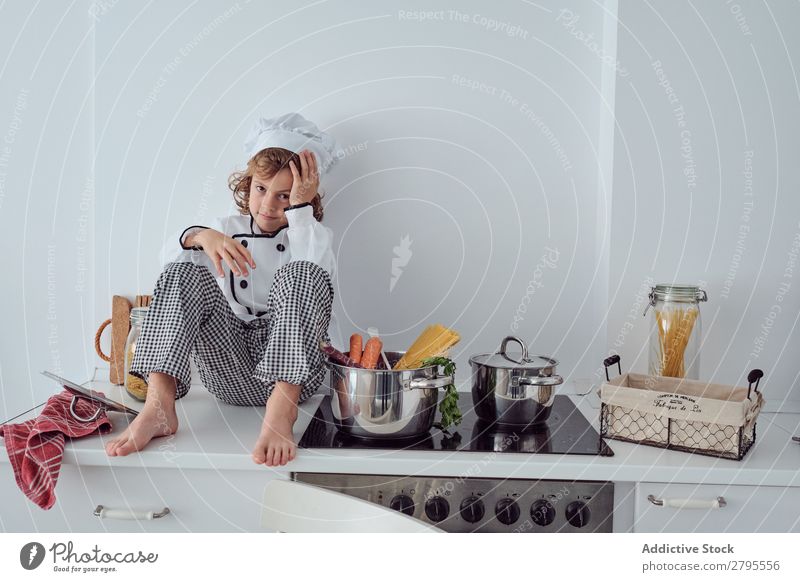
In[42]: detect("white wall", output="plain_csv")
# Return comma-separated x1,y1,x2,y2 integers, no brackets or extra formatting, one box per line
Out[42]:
1,0,797,420
609,1,800,409
0,2,94,419
92,0,611,391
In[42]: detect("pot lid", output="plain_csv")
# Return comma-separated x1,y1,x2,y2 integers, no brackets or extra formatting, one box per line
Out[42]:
469,336,558,371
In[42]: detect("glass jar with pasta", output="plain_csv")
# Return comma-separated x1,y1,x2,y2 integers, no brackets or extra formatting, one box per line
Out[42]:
123,307,149,401
644,284,708,379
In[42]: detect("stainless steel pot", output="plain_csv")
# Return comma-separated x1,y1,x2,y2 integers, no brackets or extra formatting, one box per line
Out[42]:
327,351,454,439
469,336,563,425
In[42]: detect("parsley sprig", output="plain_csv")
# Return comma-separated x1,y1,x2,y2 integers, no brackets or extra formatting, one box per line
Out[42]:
422,356,462,431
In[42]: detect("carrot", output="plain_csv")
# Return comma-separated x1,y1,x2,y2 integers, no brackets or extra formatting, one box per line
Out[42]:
320,342,363,368
361,337,383,369
349,334,363,364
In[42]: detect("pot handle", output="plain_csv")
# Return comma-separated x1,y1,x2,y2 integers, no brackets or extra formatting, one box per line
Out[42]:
407,375,454,390
499,336,528,364
516,374,563,387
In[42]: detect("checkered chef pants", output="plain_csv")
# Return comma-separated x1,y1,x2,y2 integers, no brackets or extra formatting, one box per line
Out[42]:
128,260,334,406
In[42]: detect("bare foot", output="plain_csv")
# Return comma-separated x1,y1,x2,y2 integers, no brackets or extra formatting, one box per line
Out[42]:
252,415,296,467
105,402,178,457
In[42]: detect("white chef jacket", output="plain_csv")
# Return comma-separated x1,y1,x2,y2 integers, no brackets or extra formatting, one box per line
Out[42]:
159,203,344,350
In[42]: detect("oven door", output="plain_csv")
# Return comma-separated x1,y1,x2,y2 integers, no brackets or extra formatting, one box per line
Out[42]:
261,479,444,533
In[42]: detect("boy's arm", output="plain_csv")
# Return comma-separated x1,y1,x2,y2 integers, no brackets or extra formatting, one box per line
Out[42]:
158,218,223,272
284,203,336,279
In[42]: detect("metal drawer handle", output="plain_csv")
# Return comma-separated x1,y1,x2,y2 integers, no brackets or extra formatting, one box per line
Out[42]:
94,505,171,520
647,495,726,509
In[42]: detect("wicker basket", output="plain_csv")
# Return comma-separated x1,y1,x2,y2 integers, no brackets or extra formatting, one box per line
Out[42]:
598,356,764,461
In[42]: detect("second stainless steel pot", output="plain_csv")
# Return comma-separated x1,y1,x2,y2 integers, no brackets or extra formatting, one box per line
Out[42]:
470,336,564,425
327,351,454,439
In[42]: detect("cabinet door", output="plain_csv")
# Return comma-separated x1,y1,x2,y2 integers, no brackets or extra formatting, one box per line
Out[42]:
634,482,800,533
1,463,285,532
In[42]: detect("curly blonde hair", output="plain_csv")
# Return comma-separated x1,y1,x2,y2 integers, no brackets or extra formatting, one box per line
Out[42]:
228,147,324,222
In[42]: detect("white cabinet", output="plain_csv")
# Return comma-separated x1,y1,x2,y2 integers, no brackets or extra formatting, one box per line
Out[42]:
0,463,285,532
634,482,800,533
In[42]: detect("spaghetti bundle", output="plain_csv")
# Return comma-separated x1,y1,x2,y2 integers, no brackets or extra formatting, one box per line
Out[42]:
654,307,698,377
393,324,460,370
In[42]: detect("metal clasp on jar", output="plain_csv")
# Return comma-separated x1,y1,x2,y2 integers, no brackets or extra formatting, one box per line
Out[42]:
643,288,657,317
642,284,707,317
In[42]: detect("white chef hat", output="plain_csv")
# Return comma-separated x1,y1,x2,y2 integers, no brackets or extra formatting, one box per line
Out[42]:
243,112,339,175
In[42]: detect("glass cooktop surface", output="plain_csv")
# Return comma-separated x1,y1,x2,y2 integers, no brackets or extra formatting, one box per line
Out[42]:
298,394,614,456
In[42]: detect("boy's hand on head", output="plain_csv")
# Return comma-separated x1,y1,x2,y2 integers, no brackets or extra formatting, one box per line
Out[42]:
288,150,320,206
193,228,256,278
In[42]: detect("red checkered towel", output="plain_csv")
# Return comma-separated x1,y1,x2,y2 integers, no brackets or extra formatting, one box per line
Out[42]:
0,389,112,509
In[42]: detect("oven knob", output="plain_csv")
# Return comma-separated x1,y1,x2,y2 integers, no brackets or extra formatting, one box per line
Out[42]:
424,496,450,523
389,494,415,516
459,496,485,523
565,501,591,528
495,498,520,525
530,499,556,526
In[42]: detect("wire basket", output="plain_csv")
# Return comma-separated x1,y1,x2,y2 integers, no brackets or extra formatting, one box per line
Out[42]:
598,356,764,461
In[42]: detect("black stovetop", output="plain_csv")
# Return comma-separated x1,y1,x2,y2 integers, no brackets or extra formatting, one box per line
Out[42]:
298,394,614,456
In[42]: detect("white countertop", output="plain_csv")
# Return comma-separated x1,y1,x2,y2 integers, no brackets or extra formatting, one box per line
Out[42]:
2,377,800,487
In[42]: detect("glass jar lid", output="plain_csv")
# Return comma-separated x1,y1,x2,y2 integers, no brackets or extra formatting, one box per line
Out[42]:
653,284,705,301
130,307,149,326
644,283,707,316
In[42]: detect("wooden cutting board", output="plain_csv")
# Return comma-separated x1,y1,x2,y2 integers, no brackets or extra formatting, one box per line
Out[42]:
109,296,131,385
105,295,152,385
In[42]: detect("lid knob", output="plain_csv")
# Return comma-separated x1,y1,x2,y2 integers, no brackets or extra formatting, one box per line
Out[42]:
499,336,529,363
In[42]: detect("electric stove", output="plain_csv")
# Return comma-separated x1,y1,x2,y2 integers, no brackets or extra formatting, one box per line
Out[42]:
295,393,615,532
298,393,614,456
